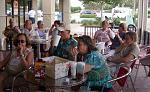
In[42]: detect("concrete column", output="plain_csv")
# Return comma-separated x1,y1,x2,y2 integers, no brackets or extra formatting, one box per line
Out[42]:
42,0,55,28
0,0,6,37
142,0,148,31
32,0,37,10
59,0,63,22
137,0,144,44
142,0,148,44
32,0,38,24
138,0,148,44
63,0,71,30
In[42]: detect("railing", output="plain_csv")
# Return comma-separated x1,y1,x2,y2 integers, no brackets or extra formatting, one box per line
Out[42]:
84,26,119,38
84,25,150,45
84,26,100,38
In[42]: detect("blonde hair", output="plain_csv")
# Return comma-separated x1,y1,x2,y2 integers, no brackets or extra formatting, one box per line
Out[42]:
125,31,137,42
101,20,109,27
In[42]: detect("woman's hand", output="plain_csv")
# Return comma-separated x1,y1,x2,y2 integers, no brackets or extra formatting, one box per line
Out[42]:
20,46,24,55
17,45,24,55
107,56,113,62
71,47,79,57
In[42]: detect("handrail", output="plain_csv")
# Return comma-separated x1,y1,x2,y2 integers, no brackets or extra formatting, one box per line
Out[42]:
84,26,119,38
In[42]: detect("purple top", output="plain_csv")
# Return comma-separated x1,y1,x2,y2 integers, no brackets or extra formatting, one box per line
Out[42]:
35,28,49,39
94,28,111,43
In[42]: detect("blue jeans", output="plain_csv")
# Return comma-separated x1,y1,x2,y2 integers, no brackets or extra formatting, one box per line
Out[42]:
29,17,35,24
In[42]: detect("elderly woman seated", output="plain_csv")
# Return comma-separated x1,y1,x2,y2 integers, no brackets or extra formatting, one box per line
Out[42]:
0,33,34,92
107,31,140,64
72,35,112,92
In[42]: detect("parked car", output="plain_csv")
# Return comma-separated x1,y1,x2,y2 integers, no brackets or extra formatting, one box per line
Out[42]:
7,10,11,15
80,10,96,15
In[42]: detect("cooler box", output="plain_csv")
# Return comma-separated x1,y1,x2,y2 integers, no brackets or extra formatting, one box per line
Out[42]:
42,56,69,79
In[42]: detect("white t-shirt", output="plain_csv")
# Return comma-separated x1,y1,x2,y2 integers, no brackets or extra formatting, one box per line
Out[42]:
28,10,36,18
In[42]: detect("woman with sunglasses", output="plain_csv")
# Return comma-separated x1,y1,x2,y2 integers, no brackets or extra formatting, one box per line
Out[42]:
71,35,112,92
0,33,33,91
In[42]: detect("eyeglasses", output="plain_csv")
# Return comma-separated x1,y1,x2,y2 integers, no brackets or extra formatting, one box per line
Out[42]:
17,40,25,44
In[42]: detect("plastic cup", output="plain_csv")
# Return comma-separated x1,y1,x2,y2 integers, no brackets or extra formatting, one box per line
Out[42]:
76,62,85,77
96,42,105,54
70,61,77,79
52,35,61,47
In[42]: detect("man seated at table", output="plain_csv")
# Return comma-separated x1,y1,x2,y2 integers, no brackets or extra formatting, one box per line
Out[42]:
21,20,33,39
49,20,61,37
3,18,20,50
51,29,78,60
107,32,140,64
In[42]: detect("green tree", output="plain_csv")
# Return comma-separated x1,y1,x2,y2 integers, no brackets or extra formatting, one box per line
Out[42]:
81,0,121,21
71,7,81,13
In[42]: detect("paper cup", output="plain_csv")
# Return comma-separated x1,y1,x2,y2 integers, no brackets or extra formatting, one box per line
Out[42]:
52,35,61,47
70,61,77,78
96,42,105,54
76,62,85,75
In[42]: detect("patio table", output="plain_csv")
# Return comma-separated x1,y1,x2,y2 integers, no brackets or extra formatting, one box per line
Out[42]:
31,39,50,59
22,67,87,92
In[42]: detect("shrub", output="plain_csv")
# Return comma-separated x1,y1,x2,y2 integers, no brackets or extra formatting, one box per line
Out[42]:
113,17,121,26
80,14,96,18
81,17,101,26
71,7,81,13
148,14,150,18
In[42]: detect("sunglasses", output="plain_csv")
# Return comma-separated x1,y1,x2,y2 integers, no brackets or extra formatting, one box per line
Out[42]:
17,40,26,44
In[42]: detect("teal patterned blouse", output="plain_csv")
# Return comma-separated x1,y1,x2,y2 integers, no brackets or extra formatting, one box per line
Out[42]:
84,51,112,88
54,36,78,60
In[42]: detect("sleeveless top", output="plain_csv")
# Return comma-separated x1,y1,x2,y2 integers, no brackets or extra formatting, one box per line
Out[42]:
6,48,33,74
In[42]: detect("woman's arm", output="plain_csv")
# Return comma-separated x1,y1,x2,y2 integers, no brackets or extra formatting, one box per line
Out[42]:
20,51,34,69
109,53,135,63
117,34,124,43
84,64,93,73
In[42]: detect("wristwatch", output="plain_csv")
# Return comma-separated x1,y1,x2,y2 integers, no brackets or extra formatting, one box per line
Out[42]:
21,54,25,58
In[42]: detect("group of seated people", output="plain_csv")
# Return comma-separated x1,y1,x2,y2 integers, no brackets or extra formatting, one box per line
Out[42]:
0,18,142,92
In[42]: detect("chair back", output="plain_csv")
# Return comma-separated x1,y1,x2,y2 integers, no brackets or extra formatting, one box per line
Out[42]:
117,67,128,87
139,45,150,58
147,48,150,54
117,58,137,87
101,65,131,92
130,58,137,69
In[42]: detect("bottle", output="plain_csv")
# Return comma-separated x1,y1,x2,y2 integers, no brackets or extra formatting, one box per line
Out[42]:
40,64,45,79
68,66,71,78
34,58,43,78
